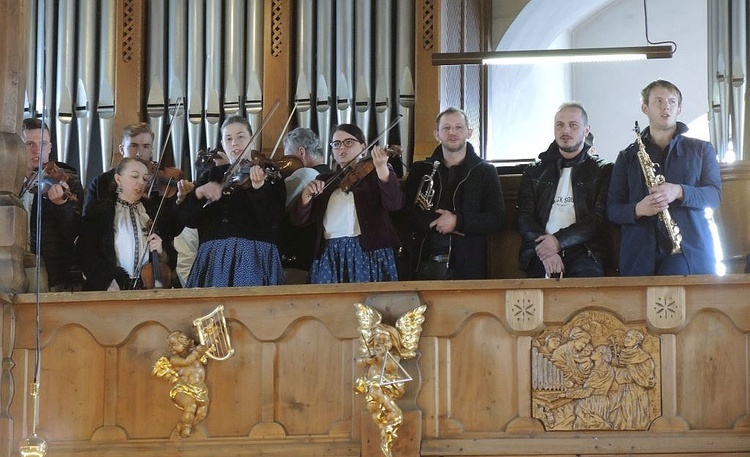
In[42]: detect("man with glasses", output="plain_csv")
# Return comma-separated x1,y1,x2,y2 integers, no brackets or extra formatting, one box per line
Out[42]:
403,107,505,280
84,122,155,216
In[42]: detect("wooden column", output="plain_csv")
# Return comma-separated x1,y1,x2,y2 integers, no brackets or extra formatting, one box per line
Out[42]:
413,0,442,162
112,0,147,150
0,0,30,294
261,0,293,152
715,162,750,273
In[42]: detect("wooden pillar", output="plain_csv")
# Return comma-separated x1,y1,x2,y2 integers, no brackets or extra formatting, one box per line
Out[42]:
112,0,147,151
0,0,30,294
715,162,750,273
413,0,442,162
261,0,293,152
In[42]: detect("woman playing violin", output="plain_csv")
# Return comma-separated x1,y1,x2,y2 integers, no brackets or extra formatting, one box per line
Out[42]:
178,115,286,287
78,158,172,291
290,124,404,284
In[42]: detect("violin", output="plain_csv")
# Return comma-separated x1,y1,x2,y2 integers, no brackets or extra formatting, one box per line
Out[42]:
140,250,173,289
26,162,79,203
146,161,184,199
222,152,304,193
337,146,402,193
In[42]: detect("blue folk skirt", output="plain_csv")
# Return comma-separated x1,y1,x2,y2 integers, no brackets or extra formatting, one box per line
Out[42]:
186,237,283,287
309,236,398,284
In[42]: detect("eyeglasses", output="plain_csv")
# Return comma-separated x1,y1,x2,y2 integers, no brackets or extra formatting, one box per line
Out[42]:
330,138,360,150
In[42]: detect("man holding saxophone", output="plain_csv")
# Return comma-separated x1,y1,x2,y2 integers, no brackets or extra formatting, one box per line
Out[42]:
607,80,722,276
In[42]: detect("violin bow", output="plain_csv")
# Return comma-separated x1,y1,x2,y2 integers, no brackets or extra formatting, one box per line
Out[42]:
268,103,298,160
148,96,184,196
320,115,402,192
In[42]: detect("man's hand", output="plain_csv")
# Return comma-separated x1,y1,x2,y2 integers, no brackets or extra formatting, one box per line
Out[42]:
542,253,565,276
429,209,458,235
534,234,561,261
635,183,683,218
47,182,69,205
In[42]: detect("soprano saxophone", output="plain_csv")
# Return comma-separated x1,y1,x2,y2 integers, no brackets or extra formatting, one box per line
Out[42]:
414,160,440,211
633,121,682,254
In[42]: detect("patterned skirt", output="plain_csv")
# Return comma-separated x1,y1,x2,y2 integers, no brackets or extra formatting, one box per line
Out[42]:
309,236,398,284
186,237,283,287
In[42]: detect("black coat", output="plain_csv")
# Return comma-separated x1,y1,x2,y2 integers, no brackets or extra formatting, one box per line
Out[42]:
25,161,84,289
78,197,175,291
516,142,613,270
403,143,505,279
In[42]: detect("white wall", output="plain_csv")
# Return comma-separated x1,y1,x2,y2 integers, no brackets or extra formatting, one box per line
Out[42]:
488,0,708,163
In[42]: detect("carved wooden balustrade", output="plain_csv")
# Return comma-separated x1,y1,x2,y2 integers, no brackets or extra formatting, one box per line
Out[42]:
1,276,748,457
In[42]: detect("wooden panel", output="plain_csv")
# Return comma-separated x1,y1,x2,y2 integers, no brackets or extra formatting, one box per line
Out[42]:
7,276,750,456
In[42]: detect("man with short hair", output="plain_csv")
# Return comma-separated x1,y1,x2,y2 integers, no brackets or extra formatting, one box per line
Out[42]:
280,128,332,279
404,107,505,280
19,118,84,291
84,122,155,215
607,79,722,276
517,102,613,278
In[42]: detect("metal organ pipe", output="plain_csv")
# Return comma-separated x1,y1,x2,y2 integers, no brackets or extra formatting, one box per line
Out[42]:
224,0,245,118
55,0,76,166
98,0,117,173
374,0,393,146
354,0,373,136
167,0,188,170
245,0,264,148
336,0,355,129
295,0,314,129
316,0,334,159
204,0,222,152
730,0,746,160
187,0,205,180
147,0,167,161
75,0,97,183
396,0,415,170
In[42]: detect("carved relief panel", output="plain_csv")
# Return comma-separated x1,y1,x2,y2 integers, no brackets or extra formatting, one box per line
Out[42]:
531,310,661,431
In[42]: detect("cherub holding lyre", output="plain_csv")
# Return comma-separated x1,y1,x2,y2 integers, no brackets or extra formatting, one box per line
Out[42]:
153,331,210,438
354,303,426,457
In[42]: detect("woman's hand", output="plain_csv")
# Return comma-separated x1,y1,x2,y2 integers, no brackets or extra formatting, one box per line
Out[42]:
371,146,390,182
249,164,266,190
176,179,195,204
300,179,325,206
195,181,223,203
147,233,164,255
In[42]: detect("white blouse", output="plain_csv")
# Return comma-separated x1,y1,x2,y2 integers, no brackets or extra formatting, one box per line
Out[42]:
322,188,361,239
114,199,151,278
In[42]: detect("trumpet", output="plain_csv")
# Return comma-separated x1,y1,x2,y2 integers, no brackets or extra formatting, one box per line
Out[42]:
634,121,682,254
414,160,440,211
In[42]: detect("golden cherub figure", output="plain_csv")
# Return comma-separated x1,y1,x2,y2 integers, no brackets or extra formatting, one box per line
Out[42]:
354,303,426,457
153,331,210,438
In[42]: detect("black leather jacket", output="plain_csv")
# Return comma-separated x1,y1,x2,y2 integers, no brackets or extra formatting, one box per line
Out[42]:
517,142,613,270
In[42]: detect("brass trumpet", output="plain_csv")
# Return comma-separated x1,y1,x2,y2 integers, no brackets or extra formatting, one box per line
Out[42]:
414,160,440,211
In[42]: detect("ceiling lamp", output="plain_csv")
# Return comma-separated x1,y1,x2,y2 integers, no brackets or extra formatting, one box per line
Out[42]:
432,45,675,66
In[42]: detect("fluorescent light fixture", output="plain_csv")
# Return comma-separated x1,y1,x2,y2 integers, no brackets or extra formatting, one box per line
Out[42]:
431,45,674,66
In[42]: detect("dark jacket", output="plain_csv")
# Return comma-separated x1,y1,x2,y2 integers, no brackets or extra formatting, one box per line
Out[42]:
403,143,505,279
25,161,84,289
607,122,722,275
517,143,613,270
178,164,286,245
78,197,174,291
289,164,404,258
84,169,116,217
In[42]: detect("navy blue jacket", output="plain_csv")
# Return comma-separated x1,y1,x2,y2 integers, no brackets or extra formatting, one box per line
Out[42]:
607,122,721,275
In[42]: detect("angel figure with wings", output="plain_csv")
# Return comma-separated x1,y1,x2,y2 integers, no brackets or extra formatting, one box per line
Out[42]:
354,303,426,457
